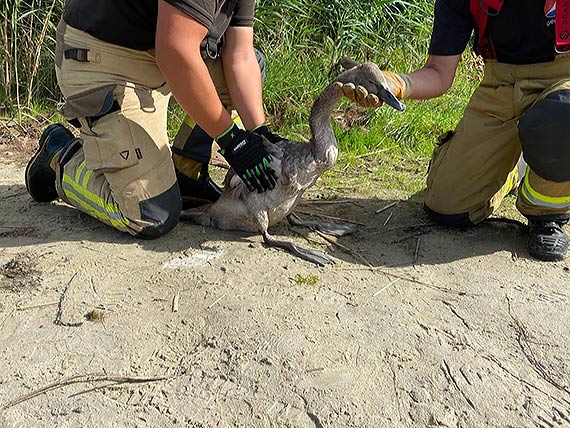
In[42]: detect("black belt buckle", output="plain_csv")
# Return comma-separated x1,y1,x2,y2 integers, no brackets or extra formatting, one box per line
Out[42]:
64,48,90,62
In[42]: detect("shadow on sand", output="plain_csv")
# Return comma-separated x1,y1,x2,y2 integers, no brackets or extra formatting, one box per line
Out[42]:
0,183,531,267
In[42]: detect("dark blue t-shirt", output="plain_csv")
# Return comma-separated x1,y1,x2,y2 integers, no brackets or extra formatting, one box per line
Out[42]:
429,0,556,64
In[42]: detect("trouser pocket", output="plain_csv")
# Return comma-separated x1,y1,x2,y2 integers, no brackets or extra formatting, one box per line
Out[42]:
61,84,148,171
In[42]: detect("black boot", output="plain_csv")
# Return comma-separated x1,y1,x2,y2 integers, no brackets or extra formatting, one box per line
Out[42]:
25,123,75,202
527,220,569,261
176,164,222,209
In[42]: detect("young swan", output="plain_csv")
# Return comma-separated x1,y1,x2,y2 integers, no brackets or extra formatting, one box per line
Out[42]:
180,60,388,265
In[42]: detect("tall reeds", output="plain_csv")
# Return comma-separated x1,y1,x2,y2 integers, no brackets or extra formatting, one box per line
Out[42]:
0,0,64,118
0,0,434,119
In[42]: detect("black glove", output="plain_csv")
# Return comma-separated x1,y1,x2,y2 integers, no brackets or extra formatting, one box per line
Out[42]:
217,123,277,193
252,124,285,144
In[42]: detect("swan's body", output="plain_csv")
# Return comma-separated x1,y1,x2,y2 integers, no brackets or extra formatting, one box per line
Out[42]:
181,61,386,264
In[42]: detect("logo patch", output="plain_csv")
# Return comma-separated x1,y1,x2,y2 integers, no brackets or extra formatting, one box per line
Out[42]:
545,0,556,18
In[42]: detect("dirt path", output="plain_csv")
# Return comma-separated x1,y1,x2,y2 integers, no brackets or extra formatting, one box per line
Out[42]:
1,153,570,427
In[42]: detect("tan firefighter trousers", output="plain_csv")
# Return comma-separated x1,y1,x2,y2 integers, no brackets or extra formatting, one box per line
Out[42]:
425,54,570,224
53,20,233,238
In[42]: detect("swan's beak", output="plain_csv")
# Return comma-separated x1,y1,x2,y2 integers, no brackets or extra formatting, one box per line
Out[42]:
371,81,406,112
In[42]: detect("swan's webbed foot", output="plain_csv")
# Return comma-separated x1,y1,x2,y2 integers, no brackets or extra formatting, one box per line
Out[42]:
287,213,358,237
262,231,334,267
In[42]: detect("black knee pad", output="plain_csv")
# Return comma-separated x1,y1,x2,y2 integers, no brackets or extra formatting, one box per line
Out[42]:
137,183,182,239
423,204,475,227
519,89,570,182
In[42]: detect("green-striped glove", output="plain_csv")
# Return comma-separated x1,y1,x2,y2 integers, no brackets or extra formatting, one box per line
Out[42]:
217,123,277,193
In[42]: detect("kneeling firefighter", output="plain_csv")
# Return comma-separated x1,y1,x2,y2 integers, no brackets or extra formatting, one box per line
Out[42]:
26,0,282,239
336,0,570,261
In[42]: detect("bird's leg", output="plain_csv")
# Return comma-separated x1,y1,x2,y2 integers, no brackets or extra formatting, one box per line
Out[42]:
262,230,334,267
253,210,334,266
287,213,358,237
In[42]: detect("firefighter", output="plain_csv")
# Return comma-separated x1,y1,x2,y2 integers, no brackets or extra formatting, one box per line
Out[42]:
336,0,570,261
25,0,281,239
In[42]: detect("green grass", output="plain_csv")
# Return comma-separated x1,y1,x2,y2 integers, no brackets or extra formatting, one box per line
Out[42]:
293,274,319,286
1,0,482,196
0,0,64,119
261,52,480,195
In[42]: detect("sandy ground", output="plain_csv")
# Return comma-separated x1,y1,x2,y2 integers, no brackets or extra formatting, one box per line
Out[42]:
1,138,570,428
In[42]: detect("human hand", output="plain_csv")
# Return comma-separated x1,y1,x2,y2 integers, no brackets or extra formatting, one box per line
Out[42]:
217,124,277,193
252,124,285,144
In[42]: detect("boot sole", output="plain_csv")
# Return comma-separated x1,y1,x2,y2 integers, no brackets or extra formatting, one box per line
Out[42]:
25,124,69,202
528,248,566,262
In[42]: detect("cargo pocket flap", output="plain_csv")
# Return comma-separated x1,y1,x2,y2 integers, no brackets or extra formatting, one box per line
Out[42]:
61,84,117,120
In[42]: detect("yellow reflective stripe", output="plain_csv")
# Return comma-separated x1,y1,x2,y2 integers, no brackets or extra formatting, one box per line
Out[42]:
75,161,85,183
82,169,93,188
522,171,570,208
62,174,130,229
232,115,243,127
75,161,93,188
183,115,196,128
502,167,519,198
64,189,106,222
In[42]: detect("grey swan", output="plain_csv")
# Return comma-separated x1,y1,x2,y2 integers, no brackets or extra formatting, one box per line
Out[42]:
180,59,394,265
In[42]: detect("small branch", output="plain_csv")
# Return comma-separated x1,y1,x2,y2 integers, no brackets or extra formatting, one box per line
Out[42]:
0,308,16,332
354,148,390,159
172,290,180,313
90,277,98,300
442,301,470,329
335,266,470,296
375,201,399,214
382,211,394,227
372,279,400,297
1,373,171,411
413,237,421,263
294,209,366,226
17,302,59,311
314,230,372,267
208,295,225,309
301,199,362,205
54,272,82,327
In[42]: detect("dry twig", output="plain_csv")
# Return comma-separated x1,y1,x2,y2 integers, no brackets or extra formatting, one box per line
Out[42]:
208,295,225,309
54,272,82,327
382,211,393,227
0,373,171,411
17,302,59,311
413,237,421,263
172,290,180,313
294,209,366,226
375,201,399,214
334,266,470,296
372,279,400,297
314,230,372,267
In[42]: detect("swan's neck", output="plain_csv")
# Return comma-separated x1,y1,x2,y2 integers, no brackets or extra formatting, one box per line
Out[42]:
309,84,341,165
